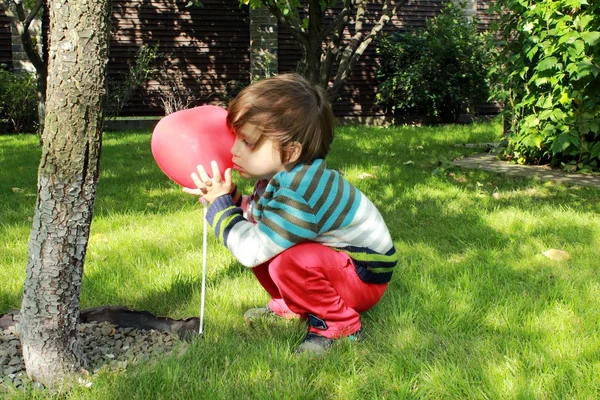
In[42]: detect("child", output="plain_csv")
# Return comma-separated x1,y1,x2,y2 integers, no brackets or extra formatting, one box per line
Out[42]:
183,73,397,354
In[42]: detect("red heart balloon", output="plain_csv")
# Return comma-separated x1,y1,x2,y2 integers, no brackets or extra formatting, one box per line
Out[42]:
151,105,235,189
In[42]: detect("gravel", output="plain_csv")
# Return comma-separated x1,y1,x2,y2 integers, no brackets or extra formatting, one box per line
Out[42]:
0,320,187,394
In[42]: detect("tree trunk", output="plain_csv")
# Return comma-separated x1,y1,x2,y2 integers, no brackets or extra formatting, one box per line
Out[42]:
303,0,324,84
20,0,111,389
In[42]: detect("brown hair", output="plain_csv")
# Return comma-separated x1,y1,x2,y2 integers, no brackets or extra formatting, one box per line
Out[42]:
226,73,335,164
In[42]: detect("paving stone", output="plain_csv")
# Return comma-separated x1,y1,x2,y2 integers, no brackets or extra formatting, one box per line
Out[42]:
452,153,600,189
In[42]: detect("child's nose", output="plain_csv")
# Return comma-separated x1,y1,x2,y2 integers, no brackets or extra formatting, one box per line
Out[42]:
231,139,240,156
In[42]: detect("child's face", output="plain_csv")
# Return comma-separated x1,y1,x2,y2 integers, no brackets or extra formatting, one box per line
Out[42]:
231,123,290,180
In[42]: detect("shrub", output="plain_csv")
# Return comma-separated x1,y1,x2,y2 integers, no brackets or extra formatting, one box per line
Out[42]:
492,0,600,172
376,1,495,124
0,67,38,133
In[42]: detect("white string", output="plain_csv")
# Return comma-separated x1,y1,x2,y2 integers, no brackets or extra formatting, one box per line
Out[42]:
199,201,208,335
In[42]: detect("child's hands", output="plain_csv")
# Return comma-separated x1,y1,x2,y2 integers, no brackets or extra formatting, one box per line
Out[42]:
183,160,234,204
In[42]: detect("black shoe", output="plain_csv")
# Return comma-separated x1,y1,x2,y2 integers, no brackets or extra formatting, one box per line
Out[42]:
243,304,275,325
296,332,333,354
296,329,364,355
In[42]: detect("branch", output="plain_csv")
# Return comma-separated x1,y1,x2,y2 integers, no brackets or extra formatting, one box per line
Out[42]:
320,6,350,86
283,0,304,31
261,0,308,49
3,0,45,74
353,0,366,33
330,0,408,99
320,6,352,42
329,0,367,95
24,0,43,29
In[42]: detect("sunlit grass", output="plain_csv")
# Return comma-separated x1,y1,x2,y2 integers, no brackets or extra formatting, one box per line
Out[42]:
2,119,600,399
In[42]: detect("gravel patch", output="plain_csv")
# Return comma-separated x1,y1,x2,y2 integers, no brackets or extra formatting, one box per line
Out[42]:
0,320,188,394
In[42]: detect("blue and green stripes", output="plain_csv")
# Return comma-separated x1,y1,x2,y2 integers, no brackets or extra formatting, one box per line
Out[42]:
205,158,397,283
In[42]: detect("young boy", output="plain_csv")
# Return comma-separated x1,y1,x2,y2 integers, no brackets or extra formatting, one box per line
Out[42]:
184,73,397,354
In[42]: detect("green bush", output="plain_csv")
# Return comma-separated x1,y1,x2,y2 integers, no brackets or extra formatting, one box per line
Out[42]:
0,67,38,133
376,1,495,124
492,0,600,172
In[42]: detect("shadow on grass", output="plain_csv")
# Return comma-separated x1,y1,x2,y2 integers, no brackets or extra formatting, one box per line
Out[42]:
330,127,599,254
67,254,598,399
0,291,22,314
3,128,600,397
362,247,597,397
80,237,247,317
0,135,41,227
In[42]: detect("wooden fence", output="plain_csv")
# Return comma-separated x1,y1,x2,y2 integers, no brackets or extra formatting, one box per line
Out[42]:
2,0,500,120
0,7,11,68
108,0,250,116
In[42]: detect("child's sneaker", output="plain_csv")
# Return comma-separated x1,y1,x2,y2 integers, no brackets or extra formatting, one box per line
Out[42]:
243,304,275,325
296,329,364,355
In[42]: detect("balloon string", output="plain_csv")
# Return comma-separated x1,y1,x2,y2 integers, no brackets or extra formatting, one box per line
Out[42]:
199,202,208,335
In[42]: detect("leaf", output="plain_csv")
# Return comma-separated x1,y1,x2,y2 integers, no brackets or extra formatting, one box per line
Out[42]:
537,56,558,71
575,14,592,30
552,108,566,122
569,39,585,56
523,133,543,148
581,31,600,46
542,249,571,261
558,31,578,45
358,172,375,179
575,60,600,79
185,0,204,7
535,95,553,109
451,174,467,183
590,142,600,159
551,132,573,152
538,109,553,120
403,160,414,165
526,46,538,61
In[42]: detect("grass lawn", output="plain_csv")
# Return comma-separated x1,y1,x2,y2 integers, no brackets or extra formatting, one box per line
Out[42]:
1,119,600,399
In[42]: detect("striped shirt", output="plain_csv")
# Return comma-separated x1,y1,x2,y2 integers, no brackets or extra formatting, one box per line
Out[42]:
206,158,397,283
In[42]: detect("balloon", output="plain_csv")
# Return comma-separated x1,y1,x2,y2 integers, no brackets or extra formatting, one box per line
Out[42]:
151,105,235,189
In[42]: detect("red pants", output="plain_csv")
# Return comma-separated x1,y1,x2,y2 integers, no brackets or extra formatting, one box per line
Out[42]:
251,242,388,339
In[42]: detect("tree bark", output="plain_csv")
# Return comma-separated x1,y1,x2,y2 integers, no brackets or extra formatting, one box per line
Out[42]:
20,0,111,388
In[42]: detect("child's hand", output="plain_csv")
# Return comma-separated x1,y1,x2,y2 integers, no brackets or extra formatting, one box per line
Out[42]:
182,160,233,204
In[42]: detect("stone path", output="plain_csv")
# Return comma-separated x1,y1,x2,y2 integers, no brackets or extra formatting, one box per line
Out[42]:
452,153,600,189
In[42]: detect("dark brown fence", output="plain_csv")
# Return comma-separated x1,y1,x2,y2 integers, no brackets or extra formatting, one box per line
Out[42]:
1,0,500,119
0,7,12,69
109,0,250,116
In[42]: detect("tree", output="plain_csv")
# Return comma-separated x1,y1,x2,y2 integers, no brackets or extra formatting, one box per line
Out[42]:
243,0,409,101
1,0,47,133
19,0,111,388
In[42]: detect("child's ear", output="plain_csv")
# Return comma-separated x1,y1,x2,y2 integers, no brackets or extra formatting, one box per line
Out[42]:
285,141,303,164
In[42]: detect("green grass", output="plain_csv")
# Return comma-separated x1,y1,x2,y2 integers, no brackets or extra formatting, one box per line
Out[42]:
1,119,600,399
